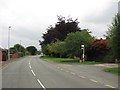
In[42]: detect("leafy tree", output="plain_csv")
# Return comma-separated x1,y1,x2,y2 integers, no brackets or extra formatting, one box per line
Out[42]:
87,38,109,62
26,46,37,55
107,14,120,61
47,41,67,57
10,47,17,54
40,16,81,55
14,44,25,56
64,30,93,59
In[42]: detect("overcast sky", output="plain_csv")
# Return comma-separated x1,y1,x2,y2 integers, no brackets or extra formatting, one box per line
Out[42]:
0,0,119,50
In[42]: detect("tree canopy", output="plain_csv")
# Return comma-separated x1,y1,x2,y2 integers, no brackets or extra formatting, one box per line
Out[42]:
108,14,120,61
47,30,93,58
41,15,80,45
26,46,37,55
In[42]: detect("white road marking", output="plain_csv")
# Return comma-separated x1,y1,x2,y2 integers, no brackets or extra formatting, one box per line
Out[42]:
70,72,76,75
78,75,86,78
29,65,32,69
60,68,63,70
105,85,116,88
31,70,36,76
65,70,69,73
29,61,30,65
89,79,98,83
57,67,60,69
37,79,46,90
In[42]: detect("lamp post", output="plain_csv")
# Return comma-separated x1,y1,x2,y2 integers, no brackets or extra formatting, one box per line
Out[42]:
8,26,11,60
81,44,85,62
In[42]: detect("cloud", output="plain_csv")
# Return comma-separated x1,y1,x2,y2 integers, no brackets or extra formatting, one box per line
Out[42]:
82,2,117,24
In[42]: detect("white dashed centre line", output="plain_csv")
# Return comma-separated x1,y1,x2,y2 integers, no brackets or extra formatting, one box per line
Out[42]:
105,85,116,88
78,75,86,78
71,72,76,75
29,65,32,69
31,70,36,76
37,79,46,90
60,68,63,70
89,79,98,83
57,67,60,69
65,70,69,72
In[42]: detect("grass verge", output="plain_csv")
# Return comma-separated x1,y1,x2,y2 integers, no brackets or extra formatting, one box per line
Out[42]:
41,56,79,62
79,61,102,64
40,56,102,64
104,67,120,74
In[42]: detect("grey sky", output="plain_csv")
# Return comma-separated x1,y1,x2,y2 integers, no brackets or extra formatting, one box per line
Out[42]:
0,0,119,50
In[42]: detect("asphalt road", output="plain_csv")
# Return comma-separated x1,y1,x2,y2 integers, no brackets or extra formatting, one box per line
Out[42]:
2,56,119,89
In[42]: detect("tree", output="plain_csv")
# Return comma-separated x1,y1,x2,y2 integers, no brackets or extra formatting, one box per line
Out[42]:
13,44,25,56
64,30,93,59
26,46,37,55
10,47,17,54
40,16,80,55
47,41,67,57
107,14,120,61
87,38,109,62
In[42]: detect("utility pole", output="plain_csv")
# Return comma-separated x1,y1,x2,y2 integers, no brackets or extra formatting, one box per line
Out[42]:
8,26,11,60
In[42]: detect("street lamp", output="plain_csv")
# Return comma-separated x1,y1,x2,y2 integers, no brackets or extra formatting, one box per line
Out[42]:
81,44,85,62
8,26,11,60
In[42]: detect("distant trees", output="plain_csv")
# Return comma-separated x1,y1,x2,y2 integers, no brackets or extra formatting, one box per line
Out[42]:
9,44,38,57
26,46,37,55
10,44,25,57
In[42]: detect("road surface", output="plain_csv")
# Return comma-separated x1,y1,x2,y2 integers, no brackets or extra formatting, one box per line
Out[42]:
2,56,119,89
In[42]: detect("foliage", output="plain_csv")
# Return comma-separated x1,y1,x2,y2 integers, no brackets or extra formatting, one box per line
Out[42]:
47,30,93,59
40,16,80,55
106,14,120,61
10,44,25,57
26,46,37,55
87,38,109,62
64,30,93,58
41,15,80,45
10,47,17,54
14,44,25,55
47,41,67,57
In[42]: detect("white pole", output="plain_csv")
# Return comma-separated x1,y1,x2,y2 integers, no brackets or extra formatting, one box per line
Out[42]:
8,26,10,60
83,47,85,62
81,45,85,62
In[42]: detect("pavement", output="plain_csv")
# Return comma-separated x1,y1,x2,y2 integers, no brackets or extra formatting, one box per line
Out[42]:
1,56,119,89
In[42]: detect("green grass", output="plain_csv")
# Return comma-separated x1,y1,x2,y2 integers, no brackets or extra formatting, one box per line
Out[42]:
41,56,79,62
104,67,120,74
79,61,102,64
41,56,102,64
